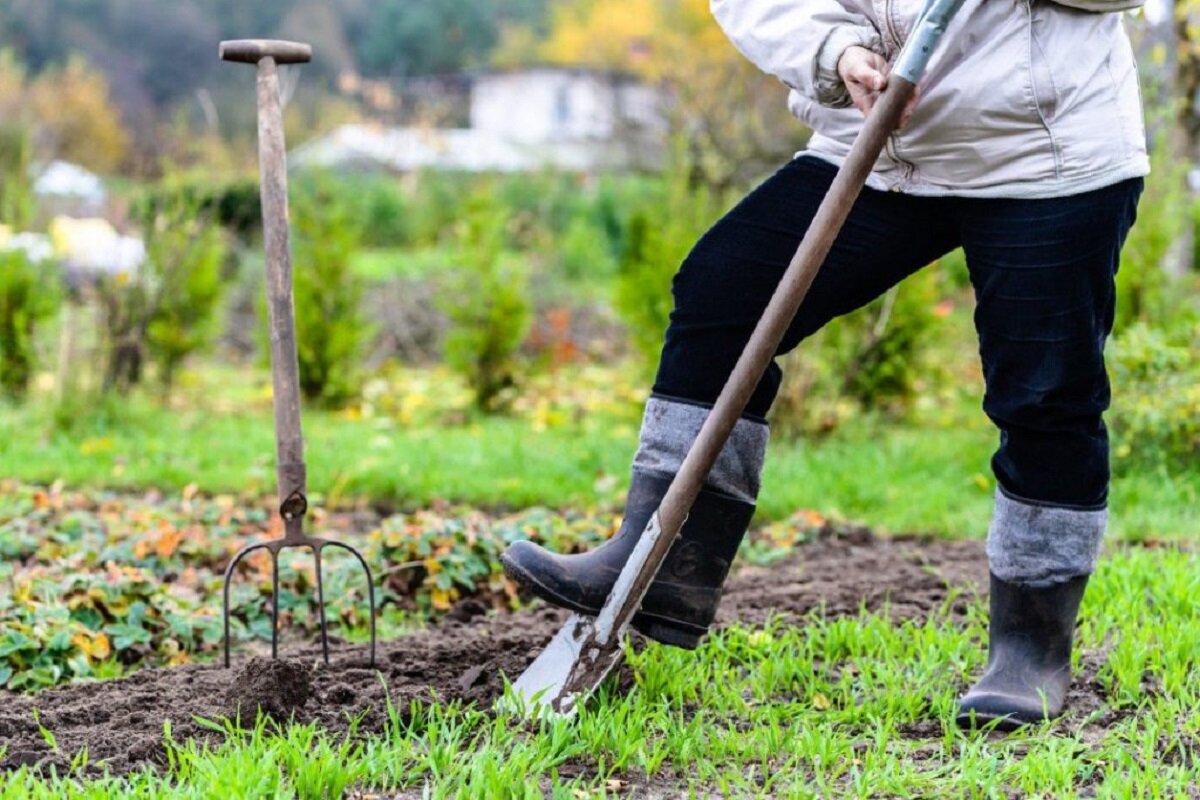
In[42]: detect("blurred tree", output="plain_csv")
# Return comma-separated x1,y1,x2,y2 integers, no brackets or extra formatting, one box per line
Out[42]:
355,0,499,78
29,57,130,174
538,0,659,70
1171,0,1200,157
534,0,802,190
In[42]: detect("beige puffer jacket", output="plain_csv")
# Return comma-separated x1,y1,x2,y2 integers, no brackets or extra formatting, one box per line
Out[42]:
711,0,1150,198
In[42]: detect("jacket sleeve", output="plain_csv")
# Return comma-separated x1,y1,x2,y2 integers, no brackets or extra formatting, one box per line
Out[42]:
1047,0,1145,10
710,0,882,109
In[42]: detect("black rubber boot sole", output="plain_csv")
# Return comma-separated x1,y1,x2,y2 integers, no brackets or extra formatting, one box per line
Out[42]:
501,553,706,650
955,702,1043,732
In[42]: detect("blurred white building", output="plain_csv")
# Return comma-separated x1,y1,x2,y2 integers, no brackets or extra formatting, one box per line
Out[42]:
294,68,668,174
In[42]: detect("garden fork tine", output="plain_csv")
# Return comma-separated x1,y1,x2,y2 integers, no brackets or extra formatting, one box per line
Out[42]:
219,39,376,668
222,511,378,668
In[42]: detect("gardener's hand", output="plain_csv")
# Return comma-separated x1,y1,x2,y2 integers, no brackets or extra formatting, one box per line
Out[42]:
838,46,920,127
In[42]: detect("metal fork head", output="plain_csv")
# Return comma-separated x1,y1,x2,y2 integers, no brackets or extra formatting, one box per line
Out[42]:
222,503,376,668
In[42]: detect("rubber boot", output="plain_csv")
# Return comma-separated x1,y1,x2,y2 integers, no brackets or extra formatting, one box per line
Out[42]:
956,573,1089,731
500,471,754,649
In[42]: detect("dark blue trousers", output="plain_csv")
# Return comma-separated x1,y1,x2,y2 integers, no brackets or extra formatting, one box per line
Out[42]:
653,156,1143,509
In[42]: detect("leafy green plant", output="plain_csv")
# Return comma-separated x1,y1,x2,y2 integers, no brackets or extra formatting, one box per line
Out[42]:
1116,140,1190,332
0,249,61,399
140,190,228,391
771,267,943,437
96,191,228,394
438,191,532,411
0,123,34,230
372,506,611,613
288,178,372,407
613,151,723,372
0,481,620,689
1109,316,1200,468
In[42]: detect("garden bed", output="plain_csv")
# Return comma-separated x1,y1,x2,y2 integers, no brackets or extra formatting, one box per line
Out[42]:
4,529,1008,777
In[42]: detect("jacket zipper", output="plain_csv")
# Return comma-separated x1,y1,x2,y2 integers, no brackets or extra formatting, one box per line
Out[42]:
882,0,915,187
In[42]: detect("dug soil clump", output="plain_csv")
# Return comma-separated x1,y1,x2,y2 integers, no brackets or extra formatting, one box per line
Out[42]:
226,658,313,724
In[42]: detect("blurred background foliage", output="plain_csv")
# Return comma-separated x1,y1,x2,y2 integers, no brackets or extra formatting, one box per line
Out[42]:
0,0,1195,494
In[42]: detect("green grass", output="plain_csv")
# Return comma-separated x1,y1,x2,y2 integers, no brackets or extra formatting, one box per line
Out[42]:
4,545,1198,797
2,367,1196,542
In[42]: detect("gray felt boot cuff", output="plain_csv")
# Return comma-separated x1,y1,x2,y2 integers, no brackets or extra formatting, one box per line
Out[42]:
632,396,768,504
986,489,1107,588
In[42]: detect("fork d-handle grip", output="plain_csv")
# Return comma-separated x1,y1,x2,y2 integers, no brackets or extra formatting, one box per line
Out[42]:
254,56,308,531
599,77,918,641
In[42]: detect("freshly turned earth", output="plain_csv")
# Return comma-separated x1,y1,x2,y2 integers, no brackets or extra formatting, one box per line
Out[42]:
225,657,313,724
1,529,1080,779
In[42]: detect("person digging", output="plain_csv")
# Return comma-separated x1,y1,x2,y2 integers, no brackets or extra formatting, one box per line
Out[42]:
502,0,1147,730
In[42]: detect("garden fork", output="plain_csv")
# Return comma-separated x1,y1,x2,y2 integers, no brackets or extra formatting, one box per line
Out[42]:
219,39,376,668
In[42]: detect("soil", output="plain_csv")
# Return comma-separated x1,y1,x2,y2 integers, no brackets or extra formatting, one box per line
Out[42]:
0,529,1101,782
226,658,313,725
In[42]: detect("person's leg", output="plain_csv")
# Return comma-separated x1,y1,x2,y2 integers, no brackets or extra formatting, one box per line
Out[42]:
502,155,959,648
955,177,1143,729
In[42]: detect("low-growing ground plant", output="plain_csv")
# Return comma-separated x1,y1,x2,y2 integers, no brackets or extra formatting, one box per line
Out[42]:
0,481,620,688
0,249,61,399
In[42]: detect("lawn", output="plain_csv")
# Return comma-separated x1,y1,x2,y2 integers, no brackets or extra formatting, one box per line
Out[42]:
2,364,1197,542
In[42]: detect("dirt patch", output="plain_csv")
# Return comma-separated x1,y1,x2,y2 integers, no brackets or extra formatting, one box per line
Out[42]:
0,531,999,777
226,658,313,724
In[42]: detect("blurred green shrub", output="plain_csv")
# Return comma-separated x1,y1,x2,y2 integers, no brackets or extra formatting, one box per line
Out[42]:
357,176,412,247
613,155,723,371
97,188,227,393
141,179,263,240
771,268,943,437
0,250,61,399
0,124,34,229
558,214,618,282
289,179,372,407
438,191,532,411
1116,141,1188,332
140,191,228,391
1109,315,1200,468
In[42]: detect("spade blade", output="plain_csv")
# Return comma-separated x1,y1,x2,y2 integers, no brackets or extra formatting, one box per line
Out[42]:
503,512,674,718
505,613,625,717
